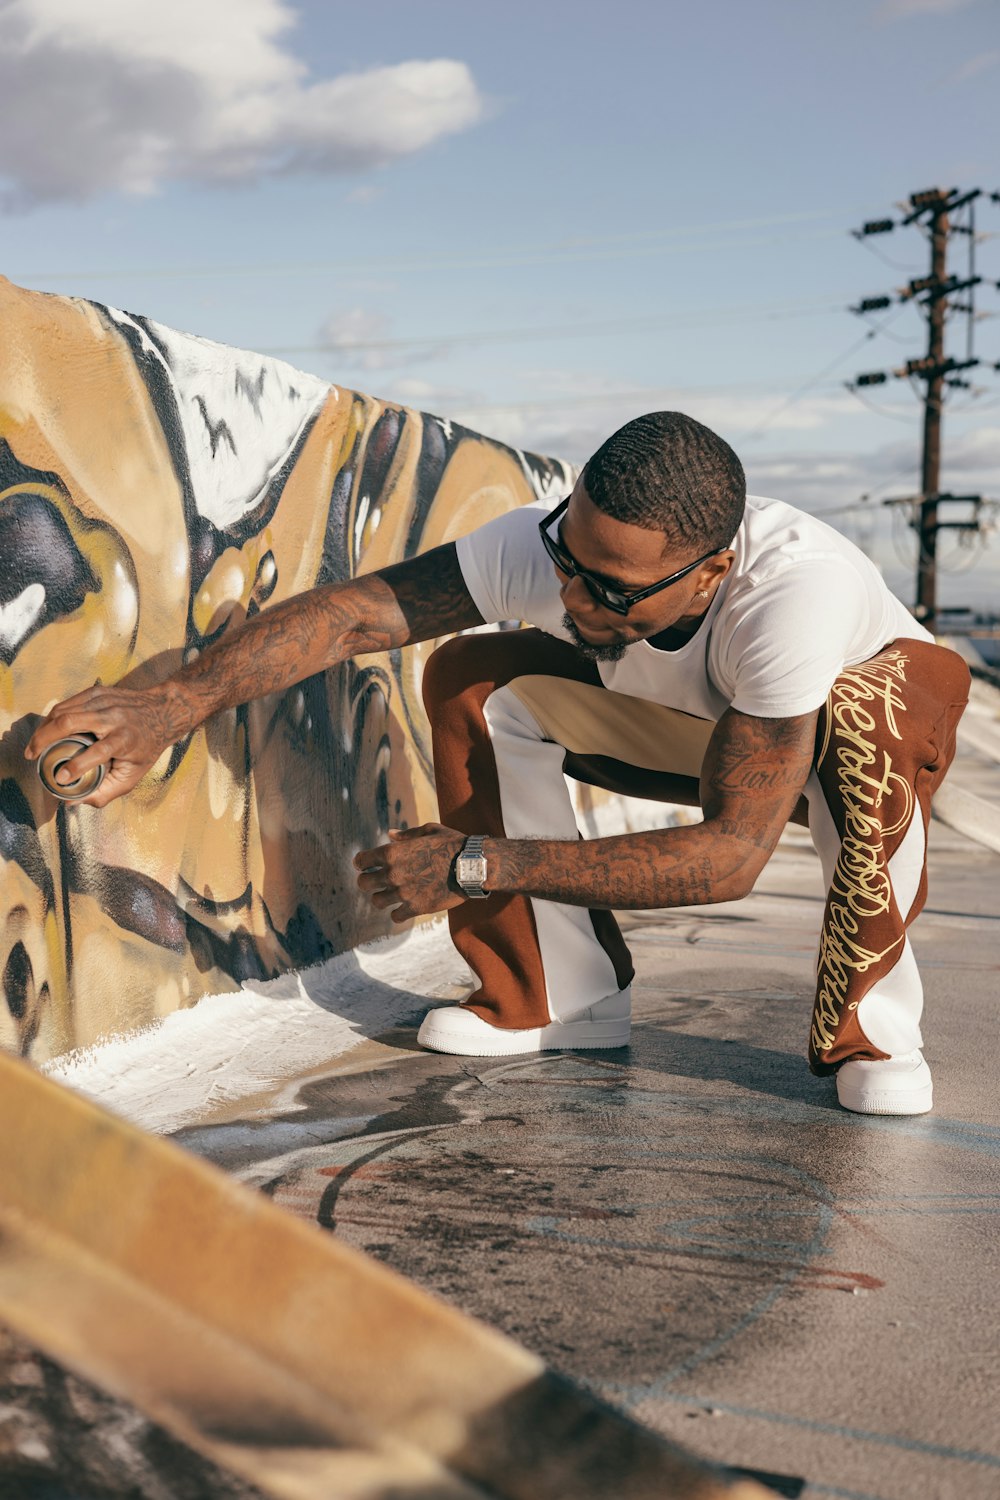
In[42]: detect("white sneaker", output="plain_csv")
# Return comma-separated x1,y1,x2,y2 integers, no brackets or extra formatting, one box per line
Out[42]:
416,987,631,1057
836,1049,933,1116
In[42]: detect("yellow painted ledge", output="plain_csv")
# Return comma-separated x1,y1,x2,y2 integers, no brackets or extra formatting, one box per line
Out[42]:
0,1052,768,1499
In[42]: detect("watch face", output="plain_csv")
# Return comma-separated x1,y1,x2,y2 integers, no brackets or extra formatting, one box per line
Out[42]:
457,856,488,885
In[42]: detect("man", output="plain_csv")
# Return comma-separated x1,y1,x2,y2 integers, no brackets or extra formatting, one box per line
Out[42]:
26,412,970,1115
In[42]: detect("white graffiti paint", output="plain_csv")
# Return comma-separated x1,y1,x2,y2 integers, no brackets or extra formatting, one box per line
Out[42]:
107,308,332,530
0,581,45,651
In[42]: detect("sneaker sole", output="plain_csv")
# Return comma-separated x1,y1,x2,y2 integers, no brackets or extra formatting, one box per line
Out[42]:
417,1017,631,1057
836,1081,933,1116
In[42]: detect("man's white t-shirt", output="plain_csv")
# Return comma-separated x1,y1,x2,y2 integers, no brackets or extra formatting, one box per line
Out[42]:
455,494,933,722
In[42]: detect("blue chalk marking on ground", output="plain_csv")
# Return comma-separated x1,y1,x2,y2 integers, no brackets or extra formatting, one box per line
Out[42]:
508,1060,1000,1486
832,1200,1000,1217
524,1144,837,1389
595,1079,1000,1161
622,1391,1000,1471
801,1484,891,1500
523,1211,836,1267
518,1052,1000,1159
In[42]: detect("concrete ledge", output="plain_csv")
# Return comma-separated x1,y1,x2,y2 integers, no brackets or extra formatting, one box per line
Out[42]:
931,780,1000,855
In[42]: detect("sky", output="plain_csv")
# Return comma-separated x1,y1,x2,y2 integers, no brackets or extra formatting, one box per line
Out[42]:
2,0,999,610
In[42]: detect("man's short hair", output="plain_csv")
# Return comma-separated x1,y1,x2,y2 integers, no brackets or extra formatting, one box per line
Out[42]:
582,411,746,555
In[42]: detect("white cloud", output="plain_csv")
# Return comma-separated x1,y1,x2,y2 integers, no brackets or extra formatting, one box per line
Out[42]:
685,391,859,440
402,383,994,503
369,375,1000,608
935,423,1000,472
947,48,1000,82
428,382,867,465
0,0,485,207
317,308,449,373
320,307,392,356
747,425,1000,514
312,360,998,523
391,377,475,409
346,183,384,205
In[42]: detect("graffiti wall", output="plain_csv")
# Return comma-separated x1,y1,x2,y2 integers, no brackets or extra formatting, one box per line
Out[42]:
0,276,578,1061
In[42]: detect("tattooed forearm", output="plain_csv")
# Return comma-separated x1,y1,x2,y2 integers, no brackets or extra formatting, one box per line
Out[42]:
156,542,484,739
482,708,819,912
25,544,485,807
485,825,737,910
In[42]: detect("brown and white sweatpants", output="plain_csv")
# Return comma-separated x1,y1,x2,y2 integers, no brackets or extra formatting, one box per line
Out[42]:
422,629,970,1073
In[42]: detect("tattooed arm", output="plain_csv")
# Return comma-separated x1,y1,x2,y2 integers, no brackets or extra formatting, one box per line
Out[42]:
487,707,819,907
25,544,484,806
356,707,819,921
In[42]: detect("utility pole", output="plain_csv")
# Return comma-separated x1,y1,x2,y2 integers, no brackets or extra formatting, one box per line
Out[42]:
848,187,1000,629
916,198,949,621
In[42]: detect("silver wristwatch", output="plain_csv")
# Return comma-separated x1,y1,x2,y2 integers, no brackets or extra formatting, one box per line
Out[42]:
455,835,490,898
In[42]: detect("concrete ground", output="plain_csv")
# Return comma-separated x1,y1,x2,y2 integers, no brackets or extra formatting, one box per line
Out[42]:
3,707,997,1500
169,776,1000,1499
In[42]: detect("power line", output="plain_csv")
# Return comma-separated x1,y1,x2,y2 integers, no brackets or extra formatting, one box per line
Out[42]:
373,343,927,424
263,297,847,360
14,222,851,285
21,198,915,285
856,310,921,346
420,378,805,416
810,499,881,519
538,207,838,249
733,291,926,445
733,319,906,442
853,235,923,275
860,462,922,505
844,383,921,425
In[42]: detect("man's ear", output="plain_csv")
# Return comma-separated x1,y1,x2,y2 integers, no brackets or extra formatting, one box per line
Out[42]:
688,552,734,596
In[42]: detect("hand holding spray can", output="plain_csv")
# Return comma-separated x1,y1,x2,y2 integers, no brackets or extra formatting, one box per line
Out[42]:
36,734,106,802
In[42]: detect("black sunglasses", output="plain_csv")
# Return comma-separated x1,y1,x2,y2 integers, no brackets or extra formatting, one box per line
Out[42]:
538,497,724,616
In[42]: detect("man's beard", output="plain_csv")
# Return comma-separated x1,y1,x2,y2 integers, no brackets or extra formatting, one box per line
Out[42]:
562,612,629,663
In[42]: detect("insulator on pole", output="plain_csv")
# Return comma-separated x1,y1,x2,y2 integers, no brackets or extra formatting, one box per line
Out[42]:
852,295,893,313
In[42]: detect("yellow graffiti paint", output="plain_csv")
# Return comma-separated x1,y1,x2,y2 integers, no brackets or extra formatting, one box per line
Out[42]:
0,277,573,1060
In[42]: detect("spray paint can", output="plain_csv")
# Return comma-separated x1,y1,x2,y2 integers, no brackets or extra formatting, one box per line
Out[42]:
37,734,105,802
